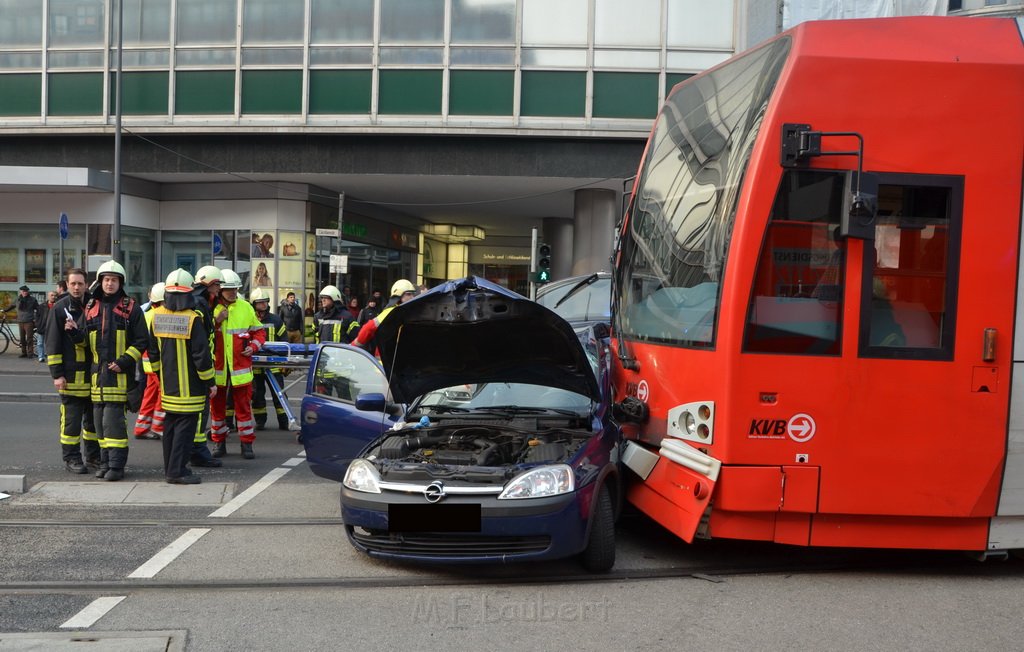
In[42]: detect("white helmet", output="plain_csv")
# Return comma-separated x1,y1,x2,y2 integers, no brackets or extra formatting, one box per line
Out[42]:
250,288,269,304
220,269,243,289
149,282,166,303
390,279,416,297
165,269,194,293
319,285,342,303
96,259,126,282
194,265,223,286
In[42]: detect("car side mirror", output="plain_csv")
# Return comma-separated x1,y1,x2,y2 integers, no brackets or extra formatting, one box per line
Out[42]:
356,392,403,416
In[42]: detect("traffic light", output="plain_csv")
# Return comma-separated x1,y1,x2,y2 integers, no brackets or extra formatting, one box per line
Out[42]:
536,242,552,283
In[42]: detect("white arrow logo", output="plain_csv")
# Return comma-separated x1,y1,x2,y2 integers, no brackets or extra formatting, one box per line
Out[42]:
787,413,816,443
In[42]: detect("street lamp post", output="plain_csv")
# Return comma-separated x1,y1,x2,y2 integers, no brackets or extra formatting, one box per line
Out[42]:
112,0,123,262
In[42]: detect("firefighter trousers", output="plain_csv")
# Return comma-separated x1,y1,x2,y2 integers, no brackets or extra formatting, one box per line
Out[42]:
211,381,255,444
59,394,99,464
94,402,129,471
163,412,199,479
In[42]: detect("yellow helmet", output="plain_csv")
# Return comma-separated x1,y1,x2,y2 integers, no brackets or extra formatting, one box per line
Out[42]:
149,282,166,303
220,269,243,289
319,285,342,302
164,268,194,293
250,288,270,304
390,279,416,297
194,265,223,286
96,259,126,281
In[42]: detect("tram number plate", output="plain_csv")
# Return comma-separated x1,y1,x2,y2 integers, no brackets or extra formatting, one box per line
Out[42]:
388,504,482,532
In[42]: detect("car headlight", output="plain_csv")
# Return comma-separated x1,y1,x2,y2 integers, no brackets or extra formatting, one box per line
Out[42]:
343,459,381,494
498,465,575,499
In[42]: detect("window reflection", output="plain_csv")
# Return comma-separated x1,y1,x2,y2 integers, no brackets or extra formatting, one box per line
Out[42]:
176,0,237,45
0,0,43,48
594,0,660,47
451,0,515,44
311,0,374,43
380,0,444,44
523,0,587,46
49,0,105,47
120,0,170,45
243,0,304,44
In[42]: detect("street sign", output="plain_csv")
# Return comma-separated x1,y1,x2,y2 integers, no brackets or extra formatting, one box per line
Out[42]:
316,228,339,237
329,254,348,274
59,212,69,240
212,232,223,255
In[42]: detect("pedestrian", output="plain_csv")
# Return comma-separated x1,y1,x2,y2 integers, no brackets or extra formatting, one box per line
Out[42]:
356,297,379,325
278,291,304,343
36,291,56,363
186,265,225,468
313,285,359,344
14,285,39,358
147,269,217,484
352,279,416,354
250,288,289,431
55,280,68,300
83,260,148,481
347,296,360,320
46,268,100,474
133,282,166,441
209,269,266,459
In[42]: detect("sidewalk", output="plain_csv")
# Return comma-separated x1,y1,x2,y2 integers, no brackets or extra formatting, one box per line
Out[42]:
0,350,59,402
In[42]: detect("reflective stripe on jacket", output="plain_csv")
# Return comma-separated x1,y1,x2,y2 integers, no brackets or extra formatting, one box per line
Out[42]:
148,306,215,413
84,293,147,403
45,294,91,398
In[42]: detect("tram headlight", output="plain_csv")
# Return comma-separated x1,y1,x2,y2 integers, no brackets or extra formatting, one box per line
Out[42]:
683,411,697,435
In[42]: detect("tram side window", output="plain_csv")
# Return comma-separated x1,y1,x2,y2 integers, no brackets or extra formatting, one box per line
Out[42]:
860,179,960,360
743,170,846,355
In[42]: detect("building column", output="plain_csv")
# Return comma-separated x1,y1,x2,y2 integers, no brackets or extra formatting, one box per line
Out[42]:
570,189,617,276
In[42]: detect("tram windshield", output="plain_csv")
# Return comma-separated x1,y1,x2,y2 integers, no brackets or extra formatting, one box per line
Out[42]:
616,37,790,348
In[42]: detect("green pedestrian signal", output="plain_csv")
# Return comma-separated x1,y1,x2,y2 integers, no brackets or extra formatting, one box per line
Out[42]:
536,242,552,284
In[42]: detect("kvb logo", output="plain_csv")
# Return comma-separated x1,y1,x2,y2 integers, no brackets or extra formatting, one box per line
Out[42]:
748,413,817,442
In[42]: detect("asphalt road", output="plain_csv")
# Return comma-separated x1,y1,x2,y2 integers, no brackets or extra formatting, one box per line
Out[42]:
1,358,1024,650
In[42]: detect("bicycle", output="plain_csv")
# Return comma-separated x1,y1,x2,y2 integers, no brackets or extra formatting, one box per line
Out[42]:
0,310,23,355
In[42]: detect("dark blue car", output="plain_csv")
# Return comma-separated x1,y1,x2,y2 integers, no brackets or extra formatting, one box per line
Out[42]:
300,276,622,571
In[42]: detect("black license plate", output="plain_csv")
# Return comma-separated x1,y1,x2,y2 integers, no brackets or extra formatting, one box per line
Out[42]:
388,503,482,532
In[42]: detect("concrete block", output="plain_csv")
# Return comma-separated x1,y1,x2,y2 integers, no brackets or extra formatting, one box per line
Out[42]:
0,475,26,494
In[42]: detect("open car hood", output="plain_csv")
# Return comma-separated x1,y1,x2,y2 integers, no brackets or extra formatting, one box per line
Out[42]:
375,276,601,404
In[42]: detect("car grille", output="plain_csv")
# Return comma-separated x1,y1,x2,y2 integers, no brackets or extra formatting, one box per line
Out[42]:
350,529,550,556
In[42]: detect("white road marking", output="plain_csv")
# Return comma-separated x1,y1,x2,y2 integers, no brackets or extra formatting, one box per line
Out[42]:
60,596,126,629
207,466,291,518
281,457,305,467
127,528,211,578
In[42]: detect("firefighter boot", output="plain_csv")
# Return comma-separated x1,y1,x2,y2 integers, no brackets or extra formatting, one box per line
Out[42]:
105,448,127,482
190,442,223,467
62,445,87,474
278,416,290,431
94,449,109,478
212,440,227,458
241,442,255,459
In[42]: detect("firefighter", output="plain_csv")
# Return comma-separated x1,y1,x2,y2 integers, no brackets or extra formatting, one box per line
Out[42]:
250,288,289,431
83,259,148,481
147,269,217,484
133,282,165,440
187,265,224,468
313,285,359,344
46,267,100,474
351,279,416,354
209,269,266,459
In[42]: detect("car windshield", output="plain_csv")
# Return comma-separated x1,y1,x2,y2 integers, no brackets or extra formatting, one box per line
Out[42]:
419,382,593,413
535,275,611,324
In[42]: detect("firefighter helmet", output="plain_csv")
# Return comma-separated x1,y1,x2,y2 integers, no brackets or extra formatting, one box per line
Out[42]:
194,265,223,286
390,279,416,297
96,259,126,281
149,282,166,303
165,269,194,293
250,288,269,304
319,285,342,302
220,269,243,289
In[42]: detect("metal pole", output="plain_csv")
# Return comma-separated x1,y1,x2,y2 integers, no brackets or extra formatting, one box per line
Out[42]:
529,227,538,301
112,0,123,262
335,192,345,289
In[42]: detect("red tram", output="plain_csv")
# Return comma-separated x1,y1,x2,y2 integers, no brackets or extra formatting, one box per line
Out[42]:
612,17,1024,552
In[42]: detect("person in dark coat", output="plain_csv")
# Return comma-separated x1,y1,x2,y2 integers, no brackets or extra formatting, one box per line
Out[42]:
14,285,39,358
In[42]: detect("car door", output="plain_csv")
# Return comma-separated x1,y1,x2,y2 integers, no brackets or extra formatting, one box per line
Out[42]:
301,343,397,482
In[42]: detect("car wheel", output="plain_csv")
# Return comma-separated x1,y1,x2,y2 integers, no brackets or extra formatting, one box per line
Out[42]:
579,484,615,572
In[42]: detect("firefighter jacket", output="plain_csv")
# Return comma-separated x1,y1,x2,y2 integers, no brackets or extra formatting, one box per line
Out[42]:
313,304,359,344
141,306,157,374
190,286,218,346
352,305,396,353
84,289,148,403
212,299,266,387
147,300,215,414
255,309,286,375
45,293,92,398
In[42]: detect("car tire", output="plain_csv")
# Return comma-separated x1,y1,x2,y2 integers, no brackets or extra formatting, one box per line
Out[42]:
579,484,615,572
